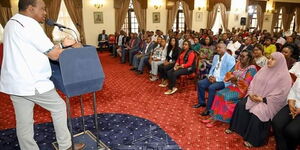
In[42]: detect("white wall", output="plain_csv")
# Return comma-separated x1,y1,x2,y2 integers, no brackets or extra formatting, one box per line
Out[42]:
228,0,247,30
146,0,167,33
192,10,208,31
82,0,115,46
262,13,273,31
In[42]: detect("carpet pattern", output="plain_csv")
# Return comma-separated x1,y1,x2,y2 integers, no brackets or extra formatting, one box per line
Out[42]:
0,52,277,150
0,113,181,150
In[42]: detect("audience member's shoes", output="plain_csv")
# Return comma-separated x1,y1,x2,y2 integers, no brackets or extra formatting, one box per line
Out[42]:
200,110,210,116
192,103,206,108
166,87,177,95
224,129,233,134
244,141,253,148
150,76,158,81
164,87,178,95
201,118,212,124
158,83,168,87
206,121,216,128
67,143,86,150
136,71,143,75
130,67,136,71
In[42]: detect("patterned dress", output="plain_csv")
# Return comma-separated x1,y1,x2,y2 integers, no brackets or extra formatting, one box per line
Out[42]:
210,62,257,123
197,45,214,79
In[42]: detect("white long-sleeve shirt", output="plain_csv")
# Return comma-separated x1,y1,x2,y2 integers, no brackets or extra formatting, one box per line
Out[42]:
0,14,54,96
288,62,300,108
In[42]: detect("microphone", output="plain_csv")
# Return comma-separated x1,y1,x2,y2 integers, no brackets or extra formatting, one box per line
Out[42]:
45,18,80,42
45,19,71,30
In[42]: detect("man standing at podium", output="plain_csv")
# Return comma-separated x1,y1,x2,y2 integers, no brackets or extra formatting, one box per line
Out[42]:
0,0,84,150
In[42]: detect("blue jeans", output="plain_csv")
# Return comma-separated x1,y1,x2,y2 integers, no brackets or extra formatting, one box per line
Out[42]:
197,78,225,111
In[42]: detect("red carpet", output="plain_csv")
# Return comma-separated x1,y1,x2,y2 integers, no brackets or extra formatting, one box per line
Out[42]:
0,52,276,150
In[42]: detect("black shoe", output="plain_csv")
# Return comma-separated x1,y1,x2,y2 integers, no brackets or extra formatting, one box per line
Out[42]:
200,110,209,116
130,67,136,71
193,103,206,108
136,71,143,75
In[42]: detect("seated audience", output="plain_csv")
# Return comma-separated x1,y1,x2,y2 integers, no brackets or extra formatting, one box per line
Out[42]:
235,37,254,56
158,37,180,87
272,62,300,150
198,36,215,79
263,37,277,58
253,44,268,68
226,52,292,148
227,34,241,57
282,36,297,51
281,46,297,69
164,40,195,95
98,29,108,51
194,43,236,116
149,39,167,81
131,36,155,74
121,33,140,64
203,50,257,127
191,37,201,52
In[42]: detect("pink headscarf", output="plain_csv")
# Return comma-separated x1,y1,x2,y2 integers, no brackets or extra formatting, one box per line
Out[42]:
246,52,292,122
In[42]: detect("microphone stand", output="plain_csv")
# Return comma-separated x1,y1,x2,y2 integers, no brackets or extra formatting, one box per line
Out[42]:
59,27,80,43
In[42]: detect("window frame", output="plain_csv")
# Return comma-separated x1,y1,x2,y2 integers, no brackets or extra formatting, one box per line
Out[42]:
172,2,186,32
121,0,139,34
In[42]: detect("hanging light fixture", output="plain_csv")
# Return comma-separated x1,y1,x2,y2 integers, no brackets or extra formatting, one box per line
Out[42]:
93,0,104,9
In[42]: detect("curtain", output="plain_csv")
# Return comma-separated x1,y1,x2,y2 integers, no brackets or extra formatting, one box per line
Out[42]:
282,7,294,32
0,0,12,28
115,0,130,33
166,1,179,32
64,0,86,44
207,4,219,29
219,3,228,32
181,1,193,30
271,10,280,33
44,0,62,40
256,5,264,30
296,8,300,33
132,0,146,31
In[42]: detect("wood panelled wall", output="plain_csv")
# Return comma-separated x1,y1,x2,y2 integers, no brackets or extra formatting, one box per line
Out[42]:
207,0,231,11
275,2,300,13
166,0,194,10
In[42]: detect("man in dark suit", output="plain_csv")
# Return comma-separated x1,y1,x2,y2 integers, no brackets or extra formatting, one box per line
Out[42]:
235,37,254,56
98,30,108,51
121,33,140,64
131,36,154,74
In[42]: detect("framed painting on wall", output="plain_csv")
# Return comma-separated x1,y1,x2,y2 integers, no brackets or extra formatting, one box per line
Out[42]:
94,12,103,24
153,12,160,23
196,12,202,22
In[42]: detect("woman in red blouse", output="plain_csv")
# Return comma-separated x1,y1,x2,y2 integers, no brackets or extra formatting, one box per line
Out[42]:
164,40,196,95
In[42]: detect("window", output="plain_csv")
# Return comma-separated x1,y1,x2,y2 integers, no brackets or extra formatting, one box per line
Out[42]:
172,2,185,32
211,6,224,35
290,11,296,32
248,5,257,32
0,25,3,43
121,0,139,34
274,8,283,33
52,0,80,42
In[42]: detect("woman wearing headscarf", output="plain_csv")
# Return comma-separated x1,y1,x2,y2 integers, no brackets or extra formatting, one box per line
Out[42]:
225,52,292,148
272,62,300,150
